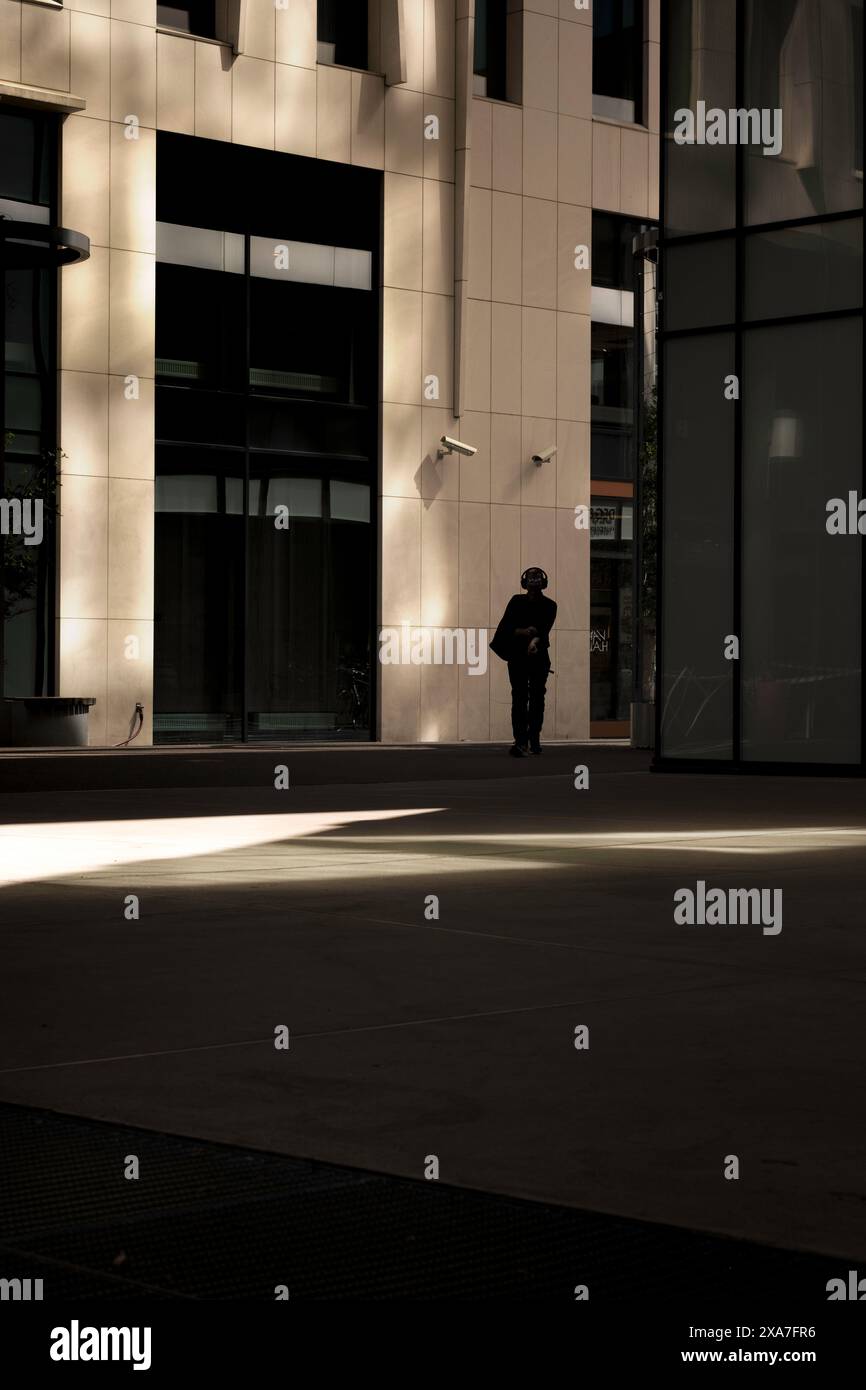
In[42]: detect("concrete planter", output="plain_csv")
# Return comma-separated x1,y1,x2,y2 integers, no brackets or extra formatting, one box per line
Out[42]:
0,697,96,748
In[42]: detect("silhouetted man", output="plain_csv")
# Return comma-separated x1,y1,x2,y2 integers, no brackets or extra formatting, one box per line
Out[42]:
490,567,557,756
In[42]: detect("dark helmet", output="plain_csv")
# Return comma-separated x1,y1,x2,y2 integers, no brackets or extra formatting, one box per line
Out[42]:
521,566,549,590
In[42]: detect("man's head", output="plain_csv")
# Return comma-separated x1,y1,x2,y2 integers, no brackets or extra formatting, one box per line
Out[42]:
521,566,548,594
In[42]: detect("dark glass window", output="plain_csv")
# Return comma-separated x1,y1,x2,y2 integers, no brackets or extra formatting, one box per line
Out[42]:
590,500,634,722
156,261,245,396
855,2,864,174
741,318,862,763
664,0,737,237
1,109,58,699
157,1,217,38
154,134,380,743
592,212,648,289
663,238,736,331
593,0,643,123
591,323,635,480
157,131,381,251
155,258,375,461
318,0,368,70
745,0,864,225
154,251,377,742
246,463,372,737
474,0,509,101
745,218,863,323
660,334,736,761
0,111,52,209
154,446,245,741
249,278,375,410
154,448,374,742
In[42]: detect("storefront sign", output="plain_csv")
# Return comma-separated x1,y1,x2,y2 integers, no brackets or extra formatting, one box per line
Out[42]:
591,505,617,540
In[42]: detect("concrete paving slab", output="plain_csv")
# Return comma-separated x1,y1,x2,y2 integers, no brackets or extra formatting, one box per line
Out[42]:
1,751,864,1266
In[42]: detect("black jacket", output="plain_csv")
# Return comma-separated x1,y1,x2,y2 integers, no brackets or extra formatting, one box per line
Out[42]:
490,593,557,664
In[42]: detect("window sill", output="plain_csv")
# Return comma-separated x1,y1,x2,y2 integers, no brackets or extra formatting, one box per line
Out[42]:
472,93,522,109
317,60,384,80
156,26,232,50
592,111,649,135
0,77,86,112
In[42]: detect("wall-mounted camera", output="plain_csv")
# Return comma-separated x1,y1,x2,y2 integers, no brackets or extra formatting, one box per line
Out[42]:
531,446,557,466
438,436,478,459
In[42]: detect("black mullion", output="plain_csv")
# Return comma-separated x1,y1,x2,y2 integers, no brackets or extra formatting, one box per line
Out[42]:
323,472,333,729
32,116,43,208
744,208,863,236
242,233,250,743
632,237,643,709
635,0,644,120
733,0,745,769
862,319,866,764
48,116,59,696
0,244,5,699
667,207,861,250
653,0,668,768
35,253,55,695
371,173,384,743
661,304,863,342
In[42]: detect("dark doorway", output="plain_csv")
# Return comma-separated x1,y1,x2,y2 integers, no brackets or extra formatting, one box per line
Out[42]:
153,135,380,743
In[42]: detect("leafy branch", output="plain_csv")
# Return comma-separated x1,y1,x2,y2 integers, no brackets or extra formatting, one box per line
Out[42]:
1,431,63,624
639,384,657,626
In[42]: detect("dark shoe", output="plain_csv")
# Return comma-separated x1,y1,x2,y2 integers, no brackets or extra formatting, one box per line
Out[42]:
509,742,527,757
529,738,542,754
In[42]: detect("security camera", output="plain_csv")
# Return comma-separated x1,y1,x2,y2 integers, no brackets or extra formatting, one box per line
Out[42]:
532,446,557,466
438,436,477,459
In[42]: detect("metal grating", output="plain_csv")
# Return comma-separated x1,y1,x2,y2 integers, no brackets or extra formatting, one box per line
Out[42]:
0,1105,840,1301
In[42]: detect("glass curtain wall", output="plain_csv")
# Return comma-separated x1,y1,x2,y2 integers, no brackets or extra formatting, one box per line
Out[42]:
154,135,380,743
658,0,864,769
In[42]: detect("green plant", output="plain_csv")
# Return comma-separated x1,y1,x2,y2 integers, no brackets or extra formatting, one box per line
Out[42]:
1,431,62,625
639,384,657,627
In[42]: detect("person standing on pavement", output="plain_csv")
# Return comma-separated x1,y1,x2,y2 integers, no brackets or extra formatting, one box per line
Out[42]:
489,567,557,756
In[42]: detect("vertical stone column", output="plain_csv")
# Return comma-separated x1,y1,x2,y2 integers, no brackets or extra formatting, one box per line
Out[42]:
59,0,156,744
476,1,593,742
380,0,459,741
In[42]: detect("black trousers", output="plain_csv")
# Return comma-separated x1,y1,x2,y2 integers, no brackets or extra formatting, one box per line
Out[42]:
507,659,550,744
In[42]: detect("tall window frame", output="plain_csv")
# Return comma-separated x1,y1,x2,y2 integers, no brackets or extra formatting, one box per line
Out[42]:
153,133,381,745
473,0,521,103
0,107,60,700
593,0,645,125
317,0,370,71
156,0,218,39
